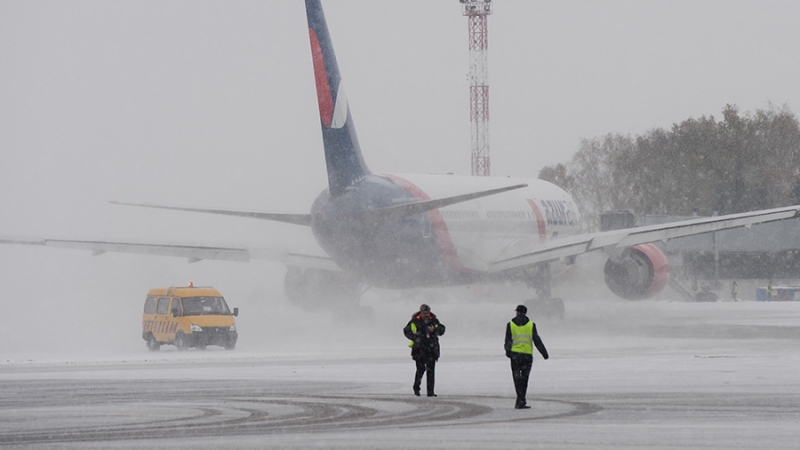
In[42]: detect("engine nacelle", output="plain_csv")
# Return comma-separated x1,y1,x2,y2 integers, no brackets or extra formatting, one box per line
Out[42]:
603,243,670,300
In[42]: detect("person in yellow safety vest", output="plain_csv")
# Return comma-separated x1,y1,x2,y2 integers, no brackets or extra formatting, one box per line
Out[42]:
403,303,446,397
504,304,549,409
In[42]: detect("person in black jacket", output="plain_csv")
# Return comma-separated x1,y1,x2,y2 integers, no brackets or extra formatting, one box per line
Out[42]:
403,303,446,397
504,304,548,409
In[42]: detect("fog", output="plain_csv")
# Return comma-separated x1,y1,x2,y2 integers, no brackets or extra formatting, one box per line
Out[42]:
0,245,776,362
3,1,800,358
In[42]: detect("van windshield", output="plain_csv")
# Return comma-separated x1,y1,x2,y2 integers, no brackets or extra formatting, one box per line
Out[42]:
181,297,231,316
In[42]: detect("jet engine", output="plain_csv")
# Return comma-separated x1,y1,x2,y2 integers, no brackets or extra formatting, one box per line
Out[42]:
603,243,669,300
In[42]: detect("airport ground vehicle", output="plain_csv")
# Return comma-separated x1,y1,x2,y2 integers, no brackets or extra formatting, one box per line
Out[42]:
142,285,238,351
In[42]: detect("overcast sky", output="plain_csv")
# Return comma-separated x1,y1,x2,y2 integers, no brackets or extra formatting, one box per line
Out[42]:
3,1,800,231
2,1,800,353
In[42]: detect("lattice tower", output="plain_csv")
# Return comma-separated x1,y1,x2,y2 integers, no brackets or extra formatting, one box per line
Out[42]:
461,0,492,176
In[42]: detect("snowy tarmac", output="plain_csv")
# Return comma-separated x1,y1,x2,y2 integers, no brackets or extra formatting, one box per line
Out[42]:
2,298,800,449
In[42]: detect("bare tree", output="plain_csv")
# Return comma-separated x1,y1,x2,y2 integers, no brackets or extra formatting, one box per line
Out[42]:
539,104,800,230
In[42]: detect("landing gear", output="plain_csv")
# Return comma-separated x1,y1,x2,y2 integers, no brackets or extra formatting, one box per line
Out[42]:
284,267,363,311
530,297,565,320
522,262,566,320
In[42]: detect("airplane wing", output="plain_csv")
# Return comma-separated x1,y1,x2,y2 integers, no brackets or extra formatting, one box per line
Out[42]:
0,236,341,270
112,185,527,229
109,201,312,226
489,205,800,273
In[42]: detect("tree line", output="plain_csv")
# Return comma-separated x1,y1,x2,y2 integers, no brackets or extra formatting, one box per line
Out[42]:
539,104,800,231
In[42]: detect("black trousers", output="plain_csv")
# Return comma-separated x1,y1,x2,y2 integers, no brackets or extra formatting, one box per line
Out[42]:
510,353,533,405
413,358,436,394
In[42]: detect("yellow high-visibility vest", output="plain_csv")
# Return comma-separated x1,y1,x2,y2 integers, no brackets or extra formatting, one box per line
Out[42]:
408,322,417,347
510,321,533,354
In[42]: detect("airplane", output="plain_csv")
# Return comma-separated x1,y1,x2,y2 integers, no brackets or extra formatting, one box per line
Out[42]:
3,0,800,316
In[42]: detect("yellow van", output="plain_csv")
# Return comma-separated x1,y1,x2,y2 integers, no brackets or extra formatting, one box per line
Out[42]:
142,285,238,351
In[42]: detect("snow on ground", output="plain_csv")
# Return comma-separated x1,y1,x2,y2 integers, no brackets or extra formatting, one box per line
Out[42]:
1,297,800,449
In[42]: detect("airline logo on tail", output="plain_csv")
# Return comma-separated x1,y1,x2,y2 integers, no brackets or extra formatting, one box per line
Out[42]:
309,30,348,129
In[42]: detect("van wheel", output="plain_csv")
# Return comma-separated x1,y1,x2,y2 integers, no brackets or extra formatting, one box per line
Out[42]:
175,332,188,351
224,342,236,351
146,334,160,352
196,344,206,351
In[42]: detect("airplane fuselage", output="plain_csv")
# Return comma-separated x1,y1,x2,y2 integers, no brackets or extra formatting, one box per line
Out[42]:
310,173,581,288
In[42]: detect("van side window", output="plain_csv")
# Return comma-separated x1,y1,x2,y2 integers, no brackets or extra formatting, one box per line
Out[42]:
170,298,182,316
144,297,157,314
182,296,231,315
156,297,170,315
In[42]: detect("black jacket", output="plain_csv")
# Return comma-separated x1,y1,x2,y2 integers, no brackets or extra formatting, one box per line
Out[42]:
504,314,548,360
403,311,446,361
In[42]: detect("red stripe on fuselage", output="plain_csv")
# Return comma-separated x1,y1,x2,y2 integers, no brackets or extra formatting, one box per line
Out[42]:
381,174,472,273
526,199,547,243
309,29,333,128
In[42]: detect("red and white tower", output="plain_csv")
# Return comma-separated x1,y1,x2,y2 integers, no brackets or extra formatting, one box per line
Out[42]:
461,0,492,176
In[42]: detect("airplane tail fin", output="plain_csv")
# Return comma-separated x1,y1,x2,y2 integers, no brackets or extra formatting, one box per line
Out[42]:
305,0,370,197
